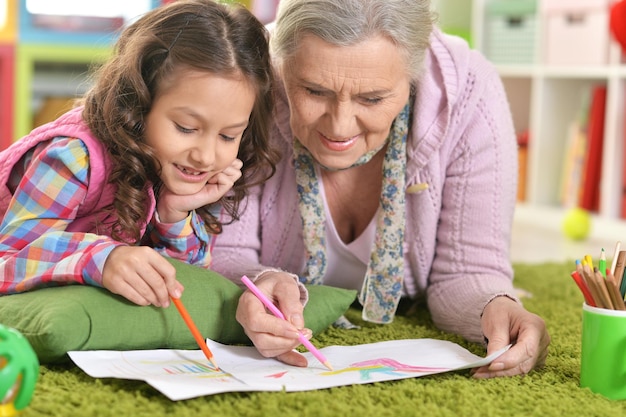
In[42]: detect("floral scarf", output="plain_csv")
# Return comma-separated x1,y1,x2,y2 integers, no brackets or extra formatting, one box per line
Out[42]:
294,101,411,323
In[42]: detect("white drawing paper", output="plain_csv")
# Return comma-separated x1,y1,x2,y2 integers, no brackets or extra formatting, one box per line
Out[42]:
68,338,510,401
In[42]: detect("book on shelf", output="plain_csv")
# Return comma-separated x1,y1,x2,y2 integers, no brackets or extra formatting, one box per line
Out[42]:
560,120,587,208
560,84,607,212
517,130,529,202
621,87,626,219
560,88,590,208
579,85,607,212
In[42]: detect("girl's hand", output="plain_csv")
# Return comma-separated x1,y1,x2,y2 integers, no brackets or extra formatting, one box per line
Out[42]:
236,271,310,367
102,246,184,307
157,158,243,223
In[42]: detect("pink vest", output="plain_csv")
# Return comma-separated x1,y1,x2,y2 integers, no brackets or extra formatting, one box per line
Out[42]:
0,107,155,238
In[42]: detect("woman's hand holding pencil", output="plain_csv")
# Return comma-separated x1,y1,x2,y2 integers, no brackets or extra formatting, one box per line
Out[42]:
240,275,334,371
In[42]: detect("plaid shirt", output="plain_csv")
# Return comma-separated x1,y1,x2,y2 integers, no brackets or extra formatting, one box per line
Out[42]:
0,137,211,294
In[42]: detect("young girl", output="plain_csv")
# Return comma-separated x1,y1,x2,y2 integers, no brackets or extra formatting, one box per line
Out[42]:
0,0,277,308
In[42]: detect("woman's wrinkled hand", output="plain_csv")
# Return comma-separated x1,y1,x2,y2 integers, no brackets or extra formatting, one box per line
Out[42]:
236,271,311,367
472,296,550,378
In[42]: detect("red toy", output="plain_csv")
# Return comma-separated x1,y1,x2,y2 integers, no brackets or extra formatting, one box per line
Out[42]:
610,0,626,53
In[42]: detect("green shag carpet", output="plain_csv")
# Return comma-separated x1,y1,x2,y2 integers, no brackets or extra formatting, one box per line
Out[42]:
20,262,626,417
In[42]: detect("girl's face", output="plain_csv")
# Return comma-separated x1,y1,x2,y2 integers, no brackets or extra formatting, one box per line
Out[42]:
281,34,412,170
144,68,255,196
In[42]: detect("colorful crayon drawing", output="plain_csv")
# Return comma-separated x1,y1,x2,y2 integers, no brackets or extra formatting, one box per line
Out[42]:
69,338,510,401
157,359,234,382
322,358,451,380
266,371,289,379
162,361,217,375
264,358,449,381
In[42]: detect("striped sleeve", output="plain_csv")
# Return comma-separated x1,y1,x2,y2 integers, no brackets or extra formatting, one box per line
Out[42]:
142,210,213,268
0,137,121,294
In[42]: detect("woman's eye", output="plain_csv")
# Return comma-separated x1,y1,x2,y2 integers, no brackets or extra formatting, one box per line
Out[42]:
305,87,324,96
362,97,383,105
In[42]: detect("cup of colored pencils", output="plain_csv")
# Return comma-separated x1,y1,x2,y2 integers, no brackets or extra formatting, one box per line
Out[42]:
570,245,626,310
575,243,626,400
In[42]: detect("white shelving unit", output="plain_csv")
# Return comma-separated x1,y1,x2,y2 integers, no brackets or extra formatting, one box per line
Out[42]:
435,0,626,242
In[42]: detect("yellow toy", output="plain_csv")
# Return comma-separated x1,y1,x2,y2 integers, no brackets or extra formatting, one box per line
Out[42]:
0,325,39,417
562,207,591,241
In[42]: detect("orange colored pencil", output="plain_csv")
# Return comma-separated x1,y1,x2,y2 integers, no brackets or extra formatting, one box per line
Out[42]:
171,297,219,370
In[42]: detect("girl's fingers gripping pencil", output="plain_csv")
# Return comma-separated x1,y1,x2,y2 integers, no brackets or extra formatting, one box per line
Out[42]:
240,275,334,371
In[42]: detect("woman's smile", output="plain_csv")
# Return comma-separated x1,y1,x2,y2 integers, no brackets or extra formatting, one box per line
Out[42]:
319,132,360,152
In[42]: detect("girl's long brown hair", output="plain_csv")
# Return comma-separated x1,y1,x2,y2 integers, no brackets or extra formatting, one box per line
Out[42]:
82,0,278,243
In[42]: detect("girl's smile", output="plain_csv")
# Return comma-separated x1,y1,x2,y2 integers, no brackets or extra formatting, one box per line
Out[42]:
174,164,210,183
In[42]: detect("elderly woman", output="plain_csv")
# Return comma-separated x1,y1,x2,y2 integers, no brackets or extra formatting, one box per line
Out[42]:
212,0,550,378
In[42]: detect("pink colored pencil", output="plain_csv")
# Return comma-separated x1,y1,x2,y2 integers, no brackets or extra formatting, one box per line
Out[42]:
241,275,333,371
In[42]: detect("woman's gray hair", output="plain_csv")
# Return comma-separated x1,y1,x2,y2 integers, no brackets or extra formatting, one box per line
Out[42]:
270,0,435,80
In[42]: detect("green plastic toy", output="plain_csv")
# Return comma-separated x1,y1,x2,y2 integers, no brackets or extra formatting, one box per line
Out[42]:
0,325,39,416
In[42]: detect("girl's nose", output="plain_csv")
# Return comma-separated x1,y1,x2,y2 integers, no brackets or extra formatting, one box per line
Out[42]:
189,137,216,167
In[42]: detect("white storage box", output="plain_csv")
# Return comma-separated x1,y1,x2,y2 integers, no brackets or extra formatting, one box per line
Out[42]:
485,0,537,65
542,0,612,66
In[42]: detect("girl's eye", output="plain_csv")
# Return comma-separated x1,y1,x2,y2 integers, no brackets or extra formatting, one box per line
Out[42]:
220,134,236,142
175,123,195,134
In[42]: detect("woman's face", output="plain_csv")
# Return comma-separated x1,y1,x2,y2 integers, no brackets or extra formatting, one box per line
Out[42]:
144,68,255,196
282,34,412,170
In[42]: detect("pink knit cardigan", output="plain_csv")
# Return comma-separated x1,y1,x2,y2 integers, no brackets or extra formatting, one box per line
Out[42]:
212,29,519,344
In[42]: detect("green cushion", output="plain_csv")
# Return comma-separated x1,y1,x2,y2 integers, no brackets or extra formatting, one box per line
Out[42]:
0,258,357,364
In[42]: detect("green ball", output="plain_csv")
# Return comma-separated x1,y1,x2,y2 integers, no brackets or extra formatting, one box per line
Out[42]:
562,208,591,241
